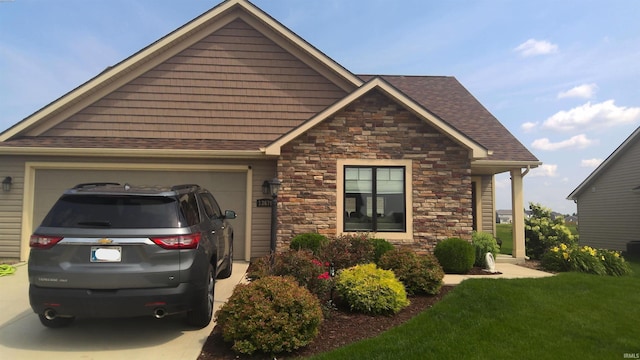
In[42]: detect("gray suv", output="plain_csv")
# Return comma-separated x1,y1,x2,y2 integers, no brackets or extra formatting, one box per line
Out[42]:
28,183,235,328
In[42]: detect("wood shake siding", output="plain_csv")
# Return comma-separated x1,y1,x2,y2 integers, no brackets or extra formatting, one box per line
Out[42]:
577,139,640,251
276,90,473,253
41,19,347,141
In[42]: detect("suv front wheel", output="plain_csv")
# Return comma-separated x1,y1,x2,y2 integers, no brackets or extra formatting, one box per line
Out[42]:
186,263,214,328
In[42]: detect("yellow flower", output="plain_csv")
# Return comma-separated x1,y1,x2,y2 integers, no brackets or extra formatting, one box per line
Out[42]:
614,252,620,258
562,252,569,260
601,256,605,261
560,243,568,251
551,246,559,253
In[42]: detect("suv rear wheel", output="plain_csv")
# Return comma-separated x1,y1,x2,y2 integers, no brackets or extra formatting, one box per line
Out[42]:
186,263,214,328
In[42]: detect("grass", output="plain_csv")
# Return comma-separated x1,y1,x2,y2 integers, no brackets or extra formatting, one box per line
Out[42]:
311,259,640,360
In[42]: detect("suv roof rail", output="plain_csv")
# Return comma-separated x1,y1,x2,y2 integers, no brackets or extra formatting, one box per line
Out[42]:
73,182,121,189
170,184,200,191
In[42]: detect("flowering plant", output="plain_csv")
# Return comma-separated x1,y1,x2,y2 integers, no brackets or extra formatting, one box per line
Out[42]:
542,243,631,276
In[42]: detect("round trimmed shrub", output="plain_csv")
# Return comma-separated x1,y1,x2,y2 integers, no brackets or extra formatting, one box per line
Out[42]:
472,231,500,268
215,276,323,355
379,247,444,295
290,233,328,255
371,238,395,264
334,263,409,315
434,237,476,274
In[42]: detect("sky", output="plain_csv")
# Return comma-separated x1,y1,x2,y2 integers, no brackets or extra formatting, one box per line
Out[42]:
1,0,639,215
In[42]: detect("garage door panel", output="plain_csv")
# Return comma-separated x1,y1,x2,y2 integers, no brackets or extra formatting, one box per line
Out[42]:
34,169,246,258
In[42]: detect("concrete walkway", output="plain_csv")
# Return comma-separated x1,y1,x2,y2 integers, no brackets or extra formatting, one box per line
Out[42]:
443,263,554,285
0,261,249,360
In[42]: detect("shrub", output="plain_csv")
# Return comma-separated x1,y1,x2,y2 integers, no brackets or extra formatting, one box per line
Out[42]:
598,248,632,276
433,237,475,274
318,234,375,270
525,203,577,260
290,233,328,256
215,276,323,355
371,238,395,264
246,250,333,301
334,263,409,315
472,231,501,268
541,243,632,276
378,247,444,295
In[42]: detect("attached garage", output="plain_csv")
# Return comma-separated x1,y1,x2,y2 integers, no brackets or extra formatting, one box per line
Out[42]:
20,162,257,261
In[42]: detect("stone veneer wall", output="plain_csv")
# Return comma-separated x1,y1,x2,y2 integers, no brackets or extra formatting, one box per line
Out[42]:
277,89,473,253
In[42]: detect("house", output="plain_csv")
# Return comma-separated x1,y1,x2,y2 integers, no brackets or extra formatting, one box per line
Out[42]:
0,0,540,263
496,210,513,224
568,126,640,251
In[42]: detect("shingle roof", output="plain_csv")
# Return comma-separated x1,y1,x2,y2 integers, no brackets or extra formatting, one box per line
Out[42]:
359,75,538,162
0,136,266,151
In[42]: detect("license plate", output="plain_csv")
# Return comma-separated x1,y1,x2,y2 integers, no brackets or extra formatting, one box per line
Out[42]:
91,246,122,262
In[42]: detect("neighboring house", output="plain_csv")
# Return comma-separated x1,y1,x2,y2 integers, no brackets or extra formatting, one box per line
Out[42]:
568,126,640,251
496,210,513,224
0,0,540,262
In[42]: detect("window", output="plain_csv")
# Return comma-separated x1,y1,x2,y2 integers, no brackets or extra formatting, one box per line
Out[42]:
40,195,181,228
200,192,222,219
344,166,406,232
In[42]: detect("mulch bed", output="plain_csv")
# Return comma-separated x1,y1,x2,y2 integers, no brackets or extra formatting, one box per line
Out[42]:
198,286,454,360
198,262,545,360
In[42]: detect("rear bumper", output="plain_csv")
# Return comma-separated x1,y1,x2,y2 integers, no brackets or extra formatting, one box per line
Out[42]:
29,283,201,318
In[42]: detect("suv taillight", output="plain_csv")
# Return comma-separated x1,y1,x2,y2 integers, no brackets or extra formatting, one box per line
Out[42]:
151,233,201,249
30,235,64,249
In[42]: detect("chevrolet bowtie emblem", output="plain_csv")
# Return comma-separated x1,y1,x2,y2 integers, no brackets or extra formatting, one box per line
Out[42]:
97,238,113,245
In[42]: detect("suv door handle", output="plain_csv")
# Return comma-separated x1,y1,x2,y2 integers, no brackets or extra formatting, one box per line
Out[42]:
211,230,216,234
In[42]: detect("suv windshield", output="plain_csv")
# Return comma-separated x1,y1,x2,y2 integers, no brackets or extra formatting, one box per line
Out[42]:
40,195,182,228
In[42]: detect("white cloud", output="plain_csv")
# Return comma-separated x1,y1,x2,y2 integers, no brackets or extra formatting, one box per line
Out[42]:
558,83,597,99
542,100,640,132
514,39,558,57
521,121,538,132
581,158,603,167
531,134,595,151
529,164,558,177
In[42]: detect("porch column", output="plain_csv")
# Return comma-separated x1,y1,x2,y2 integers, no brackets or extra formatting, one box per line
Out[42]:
510,169,526,262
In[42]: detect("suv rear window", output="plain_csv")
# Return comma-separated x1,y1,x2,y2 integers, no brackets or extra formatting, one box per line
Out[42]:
40,195,182,228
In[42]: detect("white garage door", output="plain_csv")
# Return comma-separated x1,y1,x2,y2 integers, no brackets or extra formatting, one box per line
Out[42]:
33,168,247,258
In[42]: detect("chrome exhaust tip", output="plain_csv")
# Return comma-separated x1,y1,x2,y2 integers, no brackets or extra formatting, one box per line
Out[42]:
154,308,167,319
44,308,57,320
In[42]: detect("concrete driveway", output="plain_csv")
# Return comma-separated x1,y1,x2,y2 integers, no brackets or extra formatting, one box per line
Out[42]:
0,262,248,360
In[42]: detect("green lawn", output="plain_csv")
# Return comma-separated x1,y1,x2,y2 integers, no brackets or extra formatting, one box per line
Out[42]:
311,260,640,360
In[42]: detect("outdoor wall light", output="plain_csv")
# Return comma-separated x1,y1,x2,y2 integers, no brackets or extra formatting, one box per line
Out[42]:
2,177,11,192
262,180,270,195
268,177,281,197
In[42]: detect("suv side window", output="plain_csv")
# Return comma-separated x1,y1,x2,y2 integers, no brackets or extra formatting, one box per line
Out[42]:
178,193,200,226
200,193,222,219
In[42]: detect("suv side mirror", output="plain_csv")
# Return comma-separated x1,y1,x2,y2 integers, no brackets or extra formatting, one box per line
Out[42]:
224,210,237,219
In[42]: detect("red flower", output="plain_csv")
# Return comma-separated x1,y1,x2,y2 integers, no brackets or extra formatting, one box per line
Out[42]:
317,272,330,280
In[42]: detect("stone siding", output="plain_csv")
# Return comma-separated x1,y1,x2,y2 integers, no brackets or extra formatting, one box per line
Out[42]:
277,89,472,253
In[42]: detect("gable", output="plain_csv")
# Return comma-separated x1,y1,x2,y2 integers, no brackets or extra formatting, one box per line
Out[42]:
0,0,360,147
36,19,346,143
568,126,640,200
265,77,488,159
360,75,538,163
